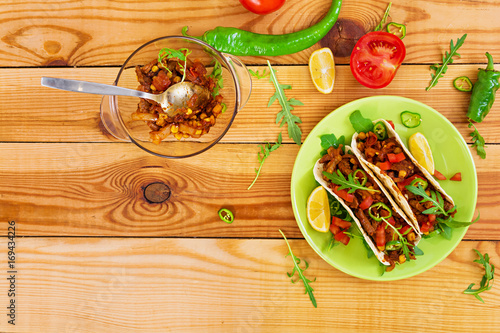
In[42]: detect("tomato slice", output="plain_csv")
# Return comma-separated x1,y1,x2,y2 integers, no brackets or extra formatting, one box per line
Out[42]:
239,0,286,14
350,31,406,89
359,195,374,210
450,172,462,181
387,152,406,163
332,216,352,229
433,169,447,180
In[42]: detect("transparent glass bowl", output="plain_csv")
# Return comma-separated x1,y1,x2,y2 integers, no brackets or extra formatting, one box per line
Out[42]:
100,36,252,158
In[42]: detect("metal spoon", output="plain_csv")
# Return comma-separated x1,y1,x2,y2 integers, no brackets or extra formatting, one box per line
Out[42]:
41,77,211,117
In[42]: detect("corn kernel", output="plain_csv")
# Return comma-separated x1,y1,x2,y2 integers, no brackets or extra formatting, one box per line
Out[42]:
186,108,192,115
152,65,159,72
150,84,157,91
195,129,202,135
398,170,407,178
212,104,222,114
377,245,385,251
358,132,366,140
399,254,407,264
183,133,190,138
173,76,181,83
174,132,183,140
407,232,415,242
166,71,173,78
200,113,207,120
170,125,179,134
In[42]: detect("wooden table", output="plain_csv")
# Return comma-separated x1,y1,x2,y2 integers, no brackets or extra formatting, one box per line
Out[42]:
1,0,499,331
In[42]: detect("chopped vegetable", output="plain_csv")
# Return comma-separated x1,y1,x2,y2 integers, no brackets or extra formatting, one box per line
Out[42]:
373,121,388,140
450,172,462,181
409,177,428,190
248,133,282,190
368,202,392,221
239,0,286,15
387,152,406,163
434,169,447,180
468,121,486,159
386,22,406,39
322,169,379,194
453,76,473,92
400,111,421,128
463,249,495,303
218,208,234,223
158,47,192,83
426,34,467,91
467,52,500,123
353,169,368,186
279,229,317,308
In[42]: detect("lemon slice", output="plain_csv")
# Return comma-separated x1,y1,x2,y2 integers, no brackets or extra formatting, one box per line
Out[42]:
408,132,435,175
308,48,335,94
306,186,331,232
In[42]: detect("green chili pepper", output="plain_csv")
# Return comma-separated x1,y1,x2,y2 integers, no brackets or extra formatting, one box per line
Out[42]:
400,111,421,128
368,202,392,221
181,0,343,56
466,52,500,123
373,121,387,140
385,240,402,251
386,22,406,39
453,76,473,92
218,208,234,223
409,178,428,190
353,169,368,186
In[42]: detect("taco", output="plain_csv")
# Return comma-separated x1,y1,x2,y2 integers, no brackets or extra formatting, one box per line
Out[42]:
314,144,421,271
351,119,456,235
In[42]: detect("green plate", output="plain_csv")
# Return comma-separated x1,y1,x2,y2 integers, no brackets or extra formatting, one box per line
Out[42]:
291,96,477,281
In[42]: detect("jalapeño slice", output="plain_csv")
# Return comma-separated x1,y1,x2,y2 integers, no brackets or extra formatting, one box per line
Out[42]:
218,208,234,223
373,121,387,140
409,177,428,190
368,202,392,221
353,169,368,186
400,111,421,128
385,240,402,251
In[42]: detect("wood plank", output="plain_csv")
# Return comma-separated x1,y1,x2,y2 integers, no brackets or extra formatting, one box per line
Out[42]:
0,142,498,240
1,0,500,66
2,64,500,143
0,237,498,332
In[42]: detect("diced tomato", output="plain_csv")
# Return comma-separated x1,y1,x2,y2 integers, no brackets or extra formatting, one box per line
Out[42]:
387,120,395,129
398,174,426,191
387,216,396,226
332,216,352,229
375,224,386,250
379,161,392,171
399,225,411,235
330,223,341,235
152,70,171,91
434,169,447,180
340,234,350,246
420,222,431,234
333,186,354,203
335,231,350,246
450,172,462,181
387,152,406,163
359,195,374,210
428,214,436,223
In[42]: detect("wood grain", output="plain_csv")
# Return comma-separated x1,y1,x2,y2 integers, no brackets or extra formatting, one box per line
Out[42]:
0,142,498,240
0,237,498,332
2,64,500,144
0,0,500,66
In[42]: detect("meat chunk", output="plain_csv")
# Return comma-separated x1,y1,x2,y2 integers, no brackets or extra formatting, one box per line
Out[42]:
356,209,375,236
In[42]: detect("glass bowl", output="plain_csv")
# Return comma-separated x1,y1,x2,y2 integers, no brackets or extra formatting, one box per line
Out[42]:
100,36,252,158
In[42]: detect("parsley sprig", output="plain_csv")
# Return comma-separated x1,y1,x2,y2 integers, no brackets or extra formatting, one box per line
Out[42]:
279,229,317,308
463,249,495,303
426,34,467,91
248,68,270,79
267,61,304,145
158,47,192,83
247,133,282,190
469,120,486,159
322,170,379,194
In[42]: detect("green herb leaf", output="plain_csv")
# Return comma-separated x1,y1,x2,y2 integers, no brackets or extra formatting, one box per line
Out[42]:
413,245,424,256
374,2,392,31
469,120,486,159
267,61,304,145
439,211,480,228
320,133,345,151
247,133,282,190
463,249,495,303
208,59,224,97
158,47,192,83
349,110,374,133
279,229,317,308
249,68,270,79
382,219,413,260
426,34,467,91
323,170,380,194
405,185,448,216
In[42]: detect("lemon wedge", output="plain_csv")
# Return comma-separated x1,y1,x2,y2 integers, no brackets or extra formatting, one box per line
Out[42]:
408,132,435,175
306,186,331,232
308,47,335,94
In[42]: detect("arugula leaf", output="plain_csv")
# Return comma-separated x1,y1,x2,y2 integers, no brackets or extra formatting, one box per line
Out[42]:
439,211,480,228
426,34,467,91
349,110,374,133
323,170,380,194
374,2,392,31
247,133,282,190
383,219,413,260
208,59,223,97
248,68,270,79
158,47,192,83
463,249,495,303
413,245,424,256
405,184,448,216
469,120,486,159
320,133,345,151
279,229,317,308
267,61,304,145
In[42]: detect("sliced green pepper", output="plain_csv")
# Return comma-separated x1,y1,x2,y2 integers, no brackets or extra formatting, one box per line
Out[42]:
385,240,402,251
386,22,406,39
368,202,392,221
373,121,387,140
400,111,421,128
409,178,428,190
218,208,234,223
453,76,473,92
353,169,368,186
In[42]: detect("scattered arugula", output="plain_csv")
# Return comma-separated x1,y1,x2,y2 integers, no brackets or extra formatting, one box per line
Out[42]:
469,120,486,159
323,170,379,194
426,34,467,91
158,47,192,83
279,229,317,308
208,59,224,97
248,68,270,79
247,133,282,190
349,110,374,133
267,61,304,145
463,249,495,303
374,2,392,31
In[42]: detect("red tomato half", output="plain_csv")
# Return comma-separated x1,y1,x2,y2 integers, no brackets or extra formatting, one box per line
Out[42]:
350,31,406,89
239,0,286,14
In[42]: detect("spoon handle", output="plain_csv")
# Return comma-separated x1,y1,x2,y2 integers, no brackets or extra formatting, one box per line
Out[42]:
41,77,159,101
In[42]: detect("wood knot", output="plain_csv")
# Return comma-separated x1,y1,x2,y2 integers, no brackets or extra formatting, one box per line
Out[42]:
143,182,171,203
320,18,366,59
